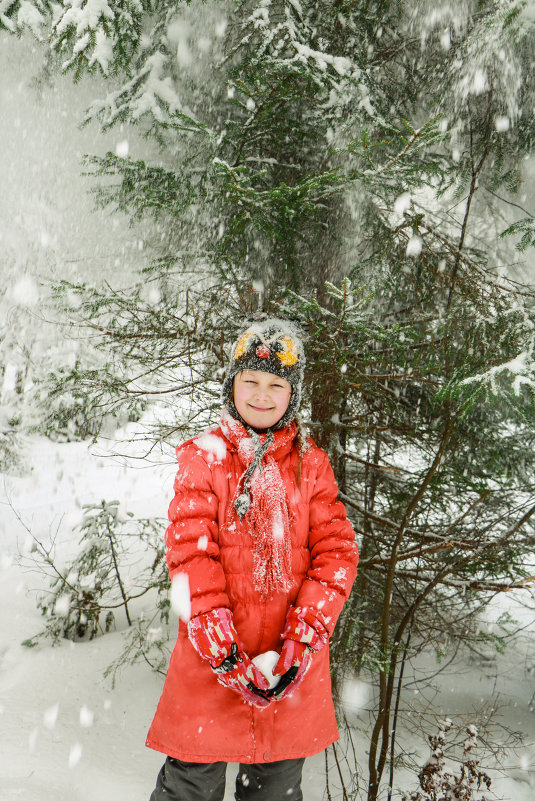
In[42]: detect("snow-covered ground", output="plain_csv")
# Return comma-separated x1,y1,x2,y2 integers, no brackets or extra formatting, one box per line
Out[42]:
0,436,167,800
1,432,534,801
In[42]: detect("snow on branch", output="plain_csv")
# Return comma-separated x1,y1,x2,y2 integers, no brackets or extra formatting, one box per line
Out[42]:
82,14,193,128
444,0,526,124
236,0,364,99
403,719,492,801
461,346,535,396
13,0,47,35
0,0,19,31
52,0,117,73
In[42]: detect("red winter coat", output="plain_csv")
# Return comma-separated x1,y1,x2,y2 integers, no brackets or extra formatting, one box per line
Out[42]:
146,416,358,763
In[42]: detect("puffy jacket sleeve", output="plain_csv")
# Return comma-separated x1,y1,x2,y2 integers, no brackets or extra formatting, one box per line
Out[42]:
165,441,230,618
295,448,359,636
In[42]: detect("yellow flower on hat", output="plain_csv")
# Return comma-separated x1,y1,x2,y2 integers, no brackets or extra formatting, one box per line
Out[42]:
234,331,254,360
278,336,298,366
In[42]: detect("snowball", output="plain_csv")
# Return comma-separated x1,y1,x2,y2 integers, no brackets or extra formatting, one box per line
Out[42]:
11,274,39,307
193,433,227,462
177,41,193,68
394,193,411,215
252,651,281,690
341,678,370,713
115,140,129,158
79,706,94,728
215,19,227,38
198,36,211,53
440,28,451,50
406,235,422,257
471,69,487,95
170,572,191,622
43,703,59,729
146,286,161,305
495,116,510,132
167,18,189,44
68,743,83,768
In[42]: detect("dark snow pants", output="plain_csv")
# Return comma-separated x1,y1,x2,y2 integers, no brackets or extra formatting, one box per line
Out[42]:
149,756,305,801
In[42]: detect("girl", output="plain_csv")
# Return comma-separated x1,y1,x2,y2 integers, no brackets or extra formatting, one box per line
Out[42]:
147,316,358,801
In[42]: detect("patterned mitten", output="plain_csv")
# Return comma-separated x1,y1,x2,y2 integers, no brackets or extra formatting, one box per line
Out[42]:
270,639,310,700
187,607,271,708
270,606,329,701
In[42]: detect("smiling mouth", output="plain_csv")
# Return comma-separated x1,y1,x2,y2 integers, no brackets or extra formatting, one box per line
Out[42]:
249,404,274,412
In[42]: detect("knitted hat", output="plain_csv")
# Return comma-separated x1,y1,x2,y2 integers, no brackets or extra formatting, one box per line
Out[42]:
222,315,305,430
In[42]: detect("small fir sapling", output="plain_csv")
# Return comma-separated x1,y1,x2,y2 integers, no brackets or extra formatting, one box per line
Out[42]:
0,429,21,474
22,500,169,646
403,719,492,801
39,360,147,442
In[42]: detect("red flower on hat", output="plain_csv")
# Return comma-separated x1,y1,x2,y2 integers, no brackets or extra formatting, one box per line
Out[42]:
256,344,270,359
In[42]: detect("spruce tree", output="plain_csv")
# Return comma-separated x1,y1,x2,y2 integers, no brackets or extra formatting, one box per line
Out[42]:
6,2,535,799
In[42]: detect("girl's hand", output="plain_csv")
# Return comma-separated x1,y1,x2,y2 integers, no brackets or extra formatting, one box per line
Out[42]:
213,643,272,708
187,607,271,707
269,640,311,700
268,606,330,700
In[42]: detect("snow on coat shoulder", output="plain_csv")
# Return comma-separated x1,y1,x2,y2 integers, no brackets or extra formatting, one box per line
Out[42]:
192,430,227,464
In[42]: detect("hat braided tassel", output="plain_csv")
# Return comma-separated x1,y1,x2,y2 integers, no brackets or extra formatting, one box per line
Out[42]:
234,430,273,519
234,491,252,518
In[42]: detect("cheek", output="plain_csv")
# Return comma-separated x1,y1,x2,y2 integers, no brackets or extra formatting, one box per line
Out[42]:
276,390,292,410
233,382,250,408
233,385,243,405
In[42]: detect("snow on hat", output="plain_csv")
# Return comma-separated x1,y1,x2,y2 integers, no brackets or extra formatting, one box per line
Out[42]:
222,315,305,429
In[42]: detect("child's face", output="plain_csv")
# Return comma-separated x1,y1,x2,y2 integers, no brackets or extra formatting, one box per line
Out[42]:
233,370,292,429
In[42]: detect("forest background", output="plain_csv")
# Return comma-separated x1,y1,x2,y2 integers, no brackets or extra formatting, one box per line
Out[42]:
2,1,535,799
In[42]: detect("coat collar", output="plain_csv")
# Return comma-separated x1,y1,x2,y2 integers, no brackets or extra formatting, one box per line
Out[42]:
219,408,297,465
